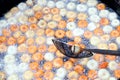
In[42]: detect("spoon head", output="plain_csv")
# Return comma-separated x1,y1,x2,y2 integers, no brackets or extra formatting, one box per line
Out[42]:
52,39,93,58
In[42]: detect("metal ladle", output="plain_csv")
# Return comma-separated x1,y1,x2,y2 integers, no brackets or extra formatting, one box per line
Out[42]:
52,39,120,58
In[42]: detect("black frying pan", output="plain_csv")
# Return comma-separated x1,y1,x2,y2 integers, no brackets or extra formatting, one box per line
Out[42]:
100,0,120,16
0,0,26,17
0,0,120,17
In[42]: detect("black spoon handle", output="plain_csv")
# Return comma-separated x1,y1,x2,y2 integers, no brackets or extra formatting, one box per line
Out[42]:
84,49,120,56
